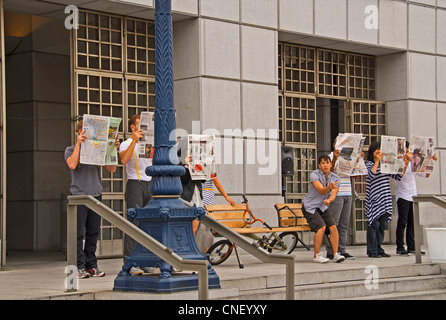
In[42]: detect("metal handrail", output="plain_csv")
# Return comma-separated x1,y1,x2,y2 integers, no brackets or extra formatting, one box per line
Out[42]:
413,195,446,263
66,195,209,300
201,215,295,300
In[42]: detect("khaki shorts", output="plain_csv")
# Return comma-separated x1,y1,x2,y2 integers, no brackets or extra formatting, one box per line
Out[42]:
302,204,336,233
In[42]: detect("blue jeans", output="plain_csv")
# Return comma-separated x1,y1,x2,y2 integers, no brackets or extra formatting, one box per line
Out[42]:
77,195,102,270
366,213,389,256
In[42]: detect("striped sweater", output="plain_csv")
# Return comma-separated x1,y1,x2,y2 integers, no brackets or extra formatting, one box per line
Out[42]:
365,161,402,225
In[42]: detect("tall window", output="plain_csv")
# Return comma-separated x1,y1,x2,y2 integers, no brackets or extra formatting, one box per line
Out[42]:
279,42,385,241
73,10,156,256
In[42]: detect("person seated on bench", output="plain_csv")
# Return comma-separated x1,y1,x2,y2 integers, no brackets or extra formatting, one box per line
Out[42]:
302,155,345,264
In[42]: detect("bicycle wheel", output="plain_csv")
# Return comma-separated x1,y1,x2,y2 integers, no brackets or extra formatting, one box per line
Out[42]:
206,239,233,265
269,232,298,254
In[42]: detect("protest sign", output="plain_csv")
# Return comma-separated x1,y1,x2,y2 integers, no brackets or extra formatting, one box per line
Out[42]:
138,111,154,159
187,134,216,180
380,135,406,174
80,114,121,166
333,133,367,176
410,135,436,174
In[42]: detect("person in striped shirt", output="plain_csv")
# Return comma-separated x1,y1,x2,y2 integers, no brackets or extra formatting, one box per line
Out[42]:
365,141,412,258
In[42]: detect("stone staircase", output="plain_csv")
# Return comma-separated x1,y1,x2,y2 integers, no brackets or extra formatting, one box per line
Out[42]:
86,263,446,300
220,264,446,300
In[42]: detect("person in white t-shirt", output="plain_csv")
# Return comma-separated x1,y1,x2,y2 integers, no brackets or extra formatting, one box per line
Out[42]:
119,114,153,275
395,141,438,255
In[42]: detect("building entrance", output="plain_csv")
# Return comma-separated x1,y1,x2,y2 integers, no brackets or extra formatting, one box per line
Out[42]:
279,42,387,245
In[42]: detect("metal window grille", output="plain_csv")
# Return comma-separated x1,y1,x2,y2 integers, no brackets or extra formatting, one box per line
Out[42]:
348,54,376,100
317,49,347,98
283,44,316,94
351,100,386,146
72,10,156,257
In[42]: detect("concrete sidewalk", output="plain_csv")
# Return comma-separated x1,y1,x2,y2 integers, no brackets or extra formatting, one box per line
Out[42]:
0,244,442,300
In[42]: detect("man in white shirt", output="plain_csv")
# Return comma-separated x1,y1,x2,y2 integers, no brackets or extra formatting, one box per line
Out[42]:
119,114,153,275
395,141,437,255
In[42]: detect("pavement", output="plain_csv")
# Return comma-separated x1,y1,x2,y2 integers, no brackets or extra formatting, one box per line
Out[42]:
0,244,443,300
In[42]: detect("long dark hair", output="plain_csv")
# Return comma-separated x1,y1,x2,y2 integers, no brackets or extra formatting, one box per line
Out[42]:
367,141,381,162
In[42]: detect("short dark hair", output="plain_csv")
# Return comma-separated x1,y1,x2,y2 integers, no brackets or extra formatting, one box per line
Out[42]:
76,119,83,132
318,154,331,164
367,141,381,162
128,114,140,128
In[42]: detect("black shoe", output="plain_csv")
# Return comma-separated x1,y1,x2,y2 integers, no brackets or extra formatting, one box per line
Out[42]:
396,249,410,256
341,252,355,260
368,253,381,258
380,252,391,257
408,249,425,255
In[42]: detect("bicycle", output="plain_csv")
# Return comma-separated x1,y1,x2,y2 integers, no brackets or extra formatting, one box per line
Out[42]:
206,196,299,268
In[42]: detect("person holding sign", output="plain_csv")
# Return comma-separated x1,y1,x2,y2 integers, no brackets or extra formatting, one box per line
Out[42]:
65,119,119,278
119,114,153,276
365,140,411,258
395,141,438,255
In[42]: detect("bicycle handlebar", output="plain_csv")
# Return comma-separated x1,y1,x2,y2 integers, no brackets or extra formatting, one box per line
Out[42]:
241,195,272,230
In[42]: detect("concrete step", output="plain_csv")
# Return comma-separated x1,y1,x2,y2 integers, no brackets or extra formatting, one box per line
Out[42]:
219,264,442,294
231,274,446,300
351,289,446,300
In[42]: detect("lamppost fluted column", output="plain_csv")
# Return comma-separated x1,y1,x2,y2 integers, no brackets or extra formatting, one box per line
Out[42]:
146,0,185,196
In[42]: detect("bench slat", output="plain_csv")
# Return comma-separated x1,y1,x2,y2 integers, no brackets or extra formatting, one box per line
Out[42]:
278,209,305,218
280,218,308,227
205,204,247,211
233,226,310,234
207,211,246,220
274,203,302,210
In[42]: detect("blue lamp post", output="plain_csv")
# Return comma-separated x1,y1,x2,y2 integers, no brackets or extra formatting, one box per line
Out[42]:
113,0,220,293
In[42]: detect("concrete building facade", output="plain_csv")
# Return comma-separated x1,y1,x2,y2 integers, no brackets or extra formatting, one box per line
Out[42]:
0,0,445,265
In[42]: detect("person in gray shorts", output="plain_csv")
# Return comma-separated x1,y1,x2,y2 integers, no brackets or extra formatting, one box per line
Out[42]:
302,155,345,264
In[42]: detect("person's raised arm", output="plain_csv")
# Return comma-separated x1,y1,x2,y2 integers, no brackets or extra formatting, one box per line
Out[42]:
120,130,144,165
312,180,339,195
66,130,86,170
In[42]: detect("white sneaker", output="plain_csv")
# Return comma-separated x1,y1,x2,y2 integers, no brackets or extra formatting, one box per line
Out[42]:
129,266,144,276
333,252,346,263
313,253,329,263
142,267,155,273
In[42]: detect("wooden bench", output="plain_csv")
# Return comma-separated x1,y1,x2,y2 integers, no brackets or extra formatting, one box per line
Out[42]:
204,203,311,236
274,203,311,231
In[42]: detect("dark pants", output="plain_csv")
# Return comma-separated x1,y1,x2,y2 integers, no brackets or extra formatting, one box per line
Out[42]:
77,195,102,270
366,213,389,256
124,180,152,259
396,198,415,251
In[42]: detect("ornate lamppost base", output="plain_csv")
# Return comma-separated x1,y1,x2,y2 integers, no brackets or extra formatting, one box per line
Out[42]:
113,271,221,294
113,198,220,293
